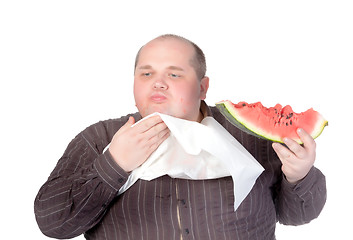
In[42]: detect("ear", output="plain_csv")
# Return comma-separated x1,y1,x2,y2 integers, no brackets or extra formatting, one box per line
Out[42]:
199,76,209,100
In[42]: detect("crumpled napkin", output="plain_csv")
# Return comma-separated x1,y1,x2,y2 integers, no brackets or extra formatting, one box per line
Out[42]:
108,112,264,211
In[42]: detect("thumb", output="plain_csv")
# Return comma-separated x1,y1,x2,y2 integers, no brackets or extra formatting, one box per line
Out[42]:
126,116,136,126
118,116,135,133
272,143,288,163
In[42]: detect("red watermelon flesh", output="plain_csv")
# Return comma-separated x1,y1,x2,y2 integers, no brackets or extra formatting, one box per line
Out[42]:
215,100,328,144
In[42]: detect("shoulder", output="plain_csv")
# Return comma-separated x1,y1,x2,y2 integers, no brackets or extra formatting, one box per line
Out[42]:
209,105,243,142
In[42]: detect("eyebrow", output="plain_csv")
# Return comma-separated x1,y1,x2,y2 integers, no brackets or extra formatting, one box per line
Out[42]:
137,65,153,70
136,65,185,71
167,66,185,71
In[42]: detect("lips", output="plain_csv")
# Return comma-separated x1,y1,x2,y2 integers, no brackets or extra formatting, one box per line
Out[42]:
150,93,167,102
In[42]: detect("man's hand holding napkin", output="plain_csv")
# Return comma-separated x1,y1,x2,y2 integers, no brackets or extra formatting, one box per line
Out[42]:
108,114,170,172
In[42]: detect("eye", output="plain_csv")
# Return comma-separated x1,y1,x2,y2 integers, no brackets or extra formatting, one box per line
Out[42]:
169,73,180,78
143,72,152,77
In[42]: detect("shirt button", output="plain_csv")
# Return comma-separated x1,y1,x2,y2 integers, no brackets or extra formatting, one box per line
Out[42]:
185,228,190,234
118,178,124,183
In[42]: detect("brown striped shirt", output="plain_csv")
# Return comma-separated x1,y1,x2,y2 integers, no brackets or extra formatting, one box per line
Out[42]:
34,103,326,239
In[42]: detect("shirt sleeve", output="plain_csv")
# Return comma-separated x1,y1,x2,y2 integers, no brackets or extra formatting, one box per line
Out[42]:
276,166,327,226
34,117,131,239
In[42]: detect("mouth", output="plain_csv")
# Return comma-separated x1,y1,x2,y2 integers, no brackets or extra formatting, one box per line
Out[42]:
150,93,167,103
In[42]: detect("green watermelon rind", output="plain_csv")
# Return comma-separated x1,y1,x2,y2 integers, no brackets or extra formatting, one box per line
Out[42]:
307,118,328,142
216,101,328,144
215,102,283,143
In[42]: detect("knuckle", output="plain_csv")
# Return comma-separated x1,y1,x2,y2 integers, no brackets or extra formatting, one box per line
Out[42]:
135,135,145,144
153,124,161,133
148,142,158,153
143,121,151,129
159,131,169,140
155,122,167,133
157,130,164,138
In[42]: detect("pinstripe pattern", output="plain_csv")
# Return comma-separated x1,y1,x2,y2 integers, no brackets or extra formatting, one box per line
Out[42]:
34,104,326,239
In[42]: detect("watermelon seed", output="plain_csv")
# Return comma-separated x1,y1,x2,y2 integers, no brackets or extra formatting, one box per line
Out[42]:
242,103,246,107
286,122,288,126
286,113,293,119
290,120,293,125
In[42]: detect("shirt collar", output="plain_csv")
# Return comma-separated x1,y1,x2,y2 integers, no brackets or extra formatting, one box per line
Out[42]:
200,100,212,119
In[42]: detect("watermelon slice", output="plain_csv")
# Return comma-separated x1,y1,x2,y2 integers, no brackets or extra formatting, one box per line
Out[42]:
215,100,328,144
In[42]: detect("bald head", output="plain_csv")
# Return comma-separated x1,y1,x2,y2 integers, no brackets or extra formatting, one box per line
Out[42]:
134,34,207,80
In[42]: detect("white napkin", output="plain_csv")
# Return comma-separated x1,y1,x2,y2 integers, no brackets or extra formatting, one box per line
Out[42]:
108,113,264,211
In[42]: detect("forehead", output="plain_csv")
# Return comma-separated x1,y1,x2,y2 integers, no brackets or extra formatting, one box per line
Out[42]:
137,38,195,65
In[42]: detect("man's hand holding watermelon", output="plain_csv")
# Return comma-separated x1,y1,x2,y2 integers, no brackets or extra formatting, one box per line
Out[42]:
272,128,316,184
216,100,327,185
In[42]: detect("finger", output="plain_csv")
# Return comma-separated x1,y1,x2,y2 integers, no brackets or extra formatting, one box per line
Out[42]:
127,116,136,125
146,122,169,141
134,115,165,133
283,137,307,159
146,129,170,156
272,142,295,162
119,116,136,132
297,128,316,151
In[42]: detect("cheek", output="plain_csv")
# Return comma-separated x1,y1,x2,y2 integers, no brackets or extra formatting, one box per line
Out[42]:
176,83,200,103
134,89,149,116
175,84,201,113
133,82,147,106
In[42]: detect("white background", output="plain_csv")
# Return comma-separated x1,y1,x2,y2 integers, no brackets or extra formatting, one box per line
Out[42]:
1,0,352,239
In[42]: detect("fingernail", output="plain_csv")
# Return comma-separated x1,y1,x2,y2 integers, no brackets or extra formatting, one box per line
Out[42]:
297,128,303,134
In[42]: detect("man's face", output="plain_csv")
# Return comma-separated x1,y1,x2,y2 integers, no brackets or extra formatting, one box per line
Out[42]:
134,38,209,121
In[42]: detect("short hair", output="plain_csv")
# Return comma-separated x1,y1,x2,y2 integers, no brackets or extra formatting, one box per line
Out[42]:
134,34,207,80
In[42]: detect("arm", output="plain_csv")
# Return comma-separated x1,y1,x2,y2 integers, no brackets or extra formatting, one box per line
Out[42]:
276,166,326,225
273,128,327,225
34,118,130,239
34,114,169,238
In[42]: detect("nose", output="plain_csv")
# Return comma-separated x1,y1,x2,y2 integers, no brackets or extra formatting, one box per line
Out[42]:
153,78,168,90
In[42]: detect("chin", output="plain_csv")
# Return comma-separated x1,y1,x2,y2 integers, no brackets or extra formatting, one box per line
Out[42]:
139,107,171,118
